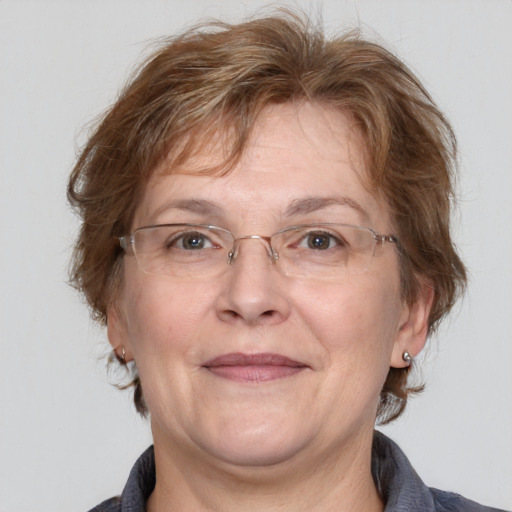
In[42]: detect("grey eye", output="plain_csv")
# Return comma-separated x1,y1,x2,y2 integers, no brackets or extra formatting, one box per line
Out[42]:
307,233,332,250
181,233,206,250
167,231,214,250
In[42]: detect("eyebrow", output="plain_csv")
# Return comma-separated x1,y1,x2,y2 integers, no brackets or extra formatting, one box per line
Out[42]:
150,195,368,222
284,195,368,220
151,199,224,220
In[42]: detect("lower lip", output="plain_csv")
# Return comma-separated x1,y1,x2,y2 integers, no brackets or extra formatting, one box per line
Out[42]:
205,365,306,383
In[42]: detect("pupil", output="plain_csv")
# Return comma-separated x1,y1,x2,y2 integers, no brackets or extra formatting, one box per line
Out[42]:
183,234,204,250
308,234,329,250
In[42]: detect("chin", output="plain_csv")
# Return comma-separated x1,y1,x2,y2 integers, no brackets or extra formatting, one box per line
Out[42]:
209,439,309,468
194,416,314,468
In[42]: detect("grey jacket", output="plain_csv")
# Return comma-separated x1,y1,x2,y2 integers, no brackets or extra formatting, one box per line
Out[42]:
88,431,509,511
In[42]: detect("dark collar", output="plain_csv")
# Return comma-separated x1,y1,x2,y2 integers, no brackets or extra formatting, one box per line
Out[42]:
372,430,436,511
112,431,503,512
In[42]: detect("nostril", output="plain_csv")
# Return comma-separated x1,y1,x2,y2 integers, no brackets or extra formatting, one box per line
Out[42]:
227,310,240,319
225,308,275,319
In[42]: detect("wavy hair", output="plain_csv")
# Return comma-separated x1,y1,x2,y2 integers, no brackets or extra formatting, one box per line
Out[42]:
68,11,466,423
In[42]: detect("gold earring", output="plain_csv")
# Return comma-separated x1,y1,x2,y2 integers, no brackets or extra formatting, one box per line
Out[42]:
114,346,127,364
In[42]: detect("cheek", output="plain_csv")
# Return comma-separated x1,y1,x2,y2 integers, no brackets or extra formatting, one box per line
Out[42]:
300,278,403,408
120,273,216,360
291,276,402,363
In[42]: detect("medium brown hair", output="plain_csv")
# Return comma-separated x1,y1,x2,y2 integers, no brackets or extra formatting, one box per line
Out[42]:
68,11,466,423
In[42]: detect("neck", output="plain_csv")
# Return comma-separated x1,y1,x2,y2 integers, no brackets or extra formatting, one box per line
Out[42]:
146,427,383,512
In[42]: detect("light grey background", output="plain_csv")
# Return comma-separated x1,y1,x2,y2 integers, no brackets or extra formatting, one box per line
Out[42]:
1,1,511,511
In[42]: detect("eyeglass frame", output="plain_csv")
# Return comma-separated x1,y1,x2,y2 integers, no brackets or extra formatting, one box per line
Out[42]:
118,222,399,279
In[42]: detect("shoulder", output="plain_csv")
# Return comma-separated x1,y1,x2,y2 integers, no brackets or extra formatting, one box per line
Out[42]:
86,446,155,512
372,431,509,512
87,496,122,512
430,488,510,512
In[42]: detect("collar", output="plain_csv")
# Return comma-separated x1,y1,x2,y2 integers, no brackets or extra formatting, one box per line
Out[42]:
372,430,436,511
116,431,497,512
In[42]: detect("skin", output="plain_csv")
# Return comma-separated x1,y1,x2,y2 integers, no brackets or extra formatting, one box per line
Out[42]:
108,102,433,512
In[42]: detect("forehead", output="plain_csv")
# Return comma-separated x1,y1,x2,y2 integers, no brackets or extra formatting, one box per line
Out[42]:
135,103,389,229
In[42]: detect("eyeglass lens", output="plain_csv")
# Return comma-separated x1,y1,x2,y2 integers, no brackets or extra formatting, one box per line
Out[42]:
126,224,385,280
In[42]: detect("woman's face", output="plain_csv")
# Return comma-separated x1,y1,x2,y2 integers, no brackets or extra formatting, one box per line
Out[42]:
109,102,429,469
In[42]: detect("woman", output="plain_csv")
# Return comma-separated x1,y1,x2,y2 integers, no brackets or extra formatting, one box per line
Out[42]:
68,11,506,512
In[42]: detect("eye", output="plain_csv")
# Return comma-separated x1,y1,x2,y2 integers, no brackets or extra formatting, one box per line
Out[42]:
167,231,215,250
298,231,345,250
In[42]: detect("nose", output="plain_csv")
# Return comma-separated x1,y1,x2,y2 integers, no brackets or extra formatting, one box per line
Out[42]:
216,237,291,326
227,235,277,265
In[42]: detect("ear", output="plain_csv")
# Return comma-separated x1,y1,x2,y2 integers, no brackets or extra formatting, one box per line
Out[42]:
107,303,133,363
390,278,435,368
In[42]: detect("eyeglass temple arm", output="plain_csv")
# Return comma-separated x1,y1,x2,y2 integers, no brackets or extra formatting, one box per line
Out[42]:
375,234,398,244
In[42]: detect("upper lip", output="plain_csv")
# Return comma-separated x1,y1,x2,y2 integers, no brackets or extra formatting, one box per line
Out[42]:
203,352,308,368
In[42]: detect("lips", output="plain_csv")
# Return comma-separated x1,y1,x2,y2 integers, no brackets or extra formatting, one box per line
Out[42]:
202,353,308,383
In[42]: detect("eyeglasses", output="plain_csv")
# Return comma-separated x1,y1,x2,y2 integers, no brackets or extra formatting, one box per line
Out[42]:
119,223,398,281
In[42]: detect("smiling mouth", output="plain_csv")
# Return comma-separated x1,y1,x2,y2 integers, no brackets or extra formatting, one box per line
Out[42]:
202,353,308,383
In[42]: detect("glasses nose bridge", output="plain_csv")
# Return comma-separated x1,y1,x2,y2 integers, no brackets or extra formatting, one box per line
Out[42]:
227,234,277,265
